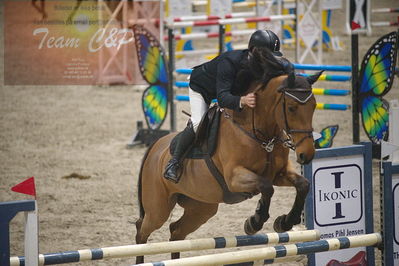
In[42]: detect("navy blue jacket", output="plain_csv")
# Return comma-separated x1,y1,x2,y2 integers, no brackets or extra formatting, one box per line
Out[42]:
189,50,250,111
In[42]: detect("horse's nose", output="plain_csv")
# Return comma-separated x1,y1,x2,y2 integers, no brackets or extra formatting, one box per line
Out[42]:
297,152,313,165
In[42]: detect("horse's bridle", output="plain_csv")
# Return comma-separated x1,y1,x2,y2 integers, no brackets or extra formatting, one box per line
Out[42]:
222,87,314,153
278,87,314,150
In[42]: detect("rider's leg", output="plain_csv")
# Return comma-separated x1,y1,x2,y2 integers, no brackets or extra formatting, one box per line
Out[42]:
188,88,209,132
164,123,195,182
163,89,208,182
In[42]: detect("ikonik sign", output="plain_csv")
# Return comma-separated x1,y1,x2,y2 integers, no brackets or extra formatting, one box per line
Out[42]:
304,143,375,265
313,165,363,227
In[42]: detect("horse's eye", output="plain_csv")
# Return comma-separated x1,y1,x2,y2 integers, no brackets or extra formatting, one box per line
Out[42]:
288,106,297,112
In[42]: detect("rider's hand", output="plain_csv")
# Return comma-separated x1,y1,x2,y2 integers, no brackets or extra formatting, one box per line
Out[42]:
240,93,256,108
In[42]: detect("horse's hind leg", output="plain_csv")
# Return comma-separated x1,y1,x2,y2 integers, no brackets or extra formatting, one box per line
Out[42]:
135,194,177,264
169,195,218,259
244,178,274,235
273,166,309,233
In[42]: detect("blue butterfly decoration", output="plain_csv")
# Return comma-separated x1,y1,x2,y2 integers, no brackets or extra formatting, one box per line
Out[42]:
315,125,339,149
358,31,398,144
132,24,169,130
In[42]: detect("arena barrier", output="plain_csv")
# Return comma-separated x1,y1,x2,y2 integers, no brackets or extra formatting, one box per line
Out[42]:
6,224,319,266
135,233,382,266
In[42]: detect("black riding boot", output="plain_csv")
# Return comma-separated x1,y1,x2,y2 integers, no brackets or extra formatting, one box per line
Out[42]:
164,124,195,183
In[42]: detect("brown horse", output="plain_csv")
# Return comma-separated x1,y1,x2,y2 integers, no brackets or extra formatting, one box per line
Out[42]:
135,49,322,263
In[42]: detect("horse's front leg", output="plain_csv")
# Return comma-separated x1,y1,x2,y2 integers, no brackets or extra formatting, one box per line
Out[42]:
243,178,274,235
273,162,310,233
226,166,274,235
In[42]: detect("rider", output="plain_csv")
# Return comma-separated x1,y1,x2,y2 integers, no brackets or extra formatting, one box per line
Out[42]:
164,29,284,183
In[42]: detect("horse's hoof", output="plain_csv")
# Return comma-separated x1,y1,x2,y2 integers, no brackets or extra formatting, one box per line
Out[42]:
273,215,293,233
244,216,262,235
244,218,256,235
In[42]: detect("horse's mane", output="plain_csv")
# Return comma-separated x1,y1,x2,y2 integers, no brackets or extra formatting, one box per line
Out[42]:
234,47,293,95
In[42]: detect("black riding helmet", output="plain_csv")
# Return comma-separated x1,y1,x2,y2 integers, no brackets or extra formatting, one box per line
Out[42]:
248,30,283,56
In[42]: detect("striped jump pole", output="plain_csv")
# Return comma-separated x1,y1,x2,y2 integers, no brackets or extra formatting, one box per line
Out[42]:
10,230,320,266
168,14,295,29
165,29,254,41
298,73,351,82
371,20,399,27
177,65,352,73
316,103,350,111
175,95,350,111
176,67,353,78
372,8,399,13
175,81,350,96
172,11,256,22
191,0,296,8
135,233,382,266
176,72,351,82
232,0,295,8
165,30,296,42
292,64,351,72
175,81,350,95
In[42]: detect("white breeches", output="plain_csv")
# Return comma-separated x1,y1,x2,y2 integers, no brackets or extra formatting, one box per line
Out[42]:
189,88,209,132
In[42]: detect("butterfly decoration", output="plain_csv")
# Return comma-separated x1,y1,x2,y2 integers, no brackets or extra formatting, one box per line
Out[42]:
358,31,398,144
132,24,169,130
315,125,339,149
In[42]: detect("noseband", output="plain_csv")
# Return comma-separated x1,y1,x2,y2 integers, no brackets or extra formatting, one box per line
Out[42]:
222,87,314,153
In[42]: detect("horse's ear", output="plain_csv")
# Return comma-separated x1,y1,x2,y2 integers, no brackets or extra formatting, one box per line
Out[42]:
287,71,295,88
306,70,324,85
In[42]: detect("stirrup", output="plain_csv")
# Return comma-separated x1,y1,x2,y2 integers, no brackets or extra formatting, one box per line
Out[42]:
164,160,181,183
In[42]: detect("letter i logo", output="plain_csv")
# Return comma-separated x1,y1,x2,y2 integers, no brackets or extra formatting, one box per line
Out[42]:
331,171,345,219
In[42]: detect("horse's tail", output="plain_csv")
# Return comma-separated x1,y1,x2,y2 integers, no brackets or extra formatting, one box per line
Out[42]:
137,141,157,219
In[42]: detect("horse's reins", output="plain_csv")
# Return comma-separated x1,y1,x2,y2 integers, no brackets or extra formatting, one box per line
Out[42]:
222,87,313,153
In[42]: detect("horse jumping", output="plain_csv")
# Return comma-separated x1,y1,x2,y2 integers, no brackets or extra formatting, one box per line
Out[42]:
135,48,322,263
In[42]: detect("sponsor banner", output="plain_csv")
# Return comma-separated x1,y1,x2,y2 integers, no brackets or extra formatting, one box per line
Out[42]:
4,0,159,85
304,144,374,265
311,155,367,265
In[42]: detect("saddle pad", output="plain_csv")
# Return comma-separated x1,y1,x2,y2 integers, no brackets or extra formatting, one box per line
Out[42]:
170,107,221,159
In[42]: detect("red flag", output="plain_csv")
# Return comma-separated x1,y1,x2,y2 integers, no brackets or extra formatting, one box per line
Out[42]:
351,21,361,31
11,177,36,197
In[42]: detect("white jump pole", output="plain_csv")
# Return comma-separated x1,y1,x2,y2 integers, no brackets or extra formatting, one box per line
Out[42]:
137,233,382,266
